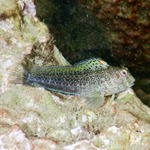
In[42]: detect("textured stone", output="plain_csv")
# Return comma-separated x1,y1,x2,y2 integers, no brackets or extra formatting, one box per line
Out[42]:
0,0,150,149
79,0,150,77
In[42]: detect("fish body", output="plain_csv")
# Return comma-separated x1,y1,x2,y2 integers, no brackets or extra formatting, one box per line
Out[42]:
24,58,135,108
24,58,109,95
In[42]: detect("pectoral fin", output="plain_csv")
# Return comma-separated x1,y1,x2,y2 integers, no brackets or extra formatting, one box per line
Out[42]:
81,91,105,109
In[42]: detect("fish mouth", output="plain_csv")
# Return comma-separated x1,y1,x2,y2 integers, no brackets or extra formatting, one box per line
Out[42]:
126,76,135,88
129,82,134,87
128,78,135,87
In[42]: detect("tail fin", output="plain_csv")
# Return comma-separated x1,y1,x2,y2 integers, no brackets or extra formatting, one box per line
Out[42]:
9,67,28,85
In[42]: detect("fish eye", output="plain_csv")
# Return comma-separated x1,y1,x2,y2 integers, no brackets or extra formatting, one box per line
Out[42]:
120,69,128,76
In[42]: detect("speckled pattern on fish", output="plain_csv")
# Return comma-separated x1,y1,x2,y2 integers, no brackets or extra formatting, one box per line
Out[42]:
24,58,135,108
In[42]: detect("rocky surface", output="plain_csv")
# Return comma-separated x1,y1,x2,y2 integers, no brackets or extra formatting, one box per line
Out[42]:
36,0,110,64
79,0,150,77
0,0,150,149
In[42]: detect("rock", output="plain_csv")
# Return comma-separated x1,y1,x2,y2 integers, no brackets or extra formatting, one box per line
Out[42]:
79,0,150,77
0,0,150,149
36,0,110,64
0,124,57,149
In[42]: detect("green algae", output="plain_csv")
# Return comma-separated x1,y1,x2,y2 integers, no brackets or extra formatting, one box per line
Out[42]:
0,0,17,18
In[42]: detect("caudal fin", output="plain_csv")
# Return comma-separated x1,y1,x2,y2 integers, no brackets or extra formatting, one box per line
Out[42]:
9,67,28,85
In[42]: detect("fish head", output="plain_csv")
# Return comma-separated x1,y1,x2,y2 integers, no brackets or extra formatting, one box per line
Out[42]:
106,67,135,94
121,68,135,87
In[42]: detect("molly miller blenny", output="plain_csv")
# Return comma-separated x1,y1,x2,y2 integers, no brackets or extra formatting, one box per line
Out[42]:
24,58,135,108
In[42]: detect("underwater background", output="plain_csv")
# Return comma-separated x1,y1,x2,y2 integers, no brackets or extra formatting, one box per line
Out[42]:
37,0,150,106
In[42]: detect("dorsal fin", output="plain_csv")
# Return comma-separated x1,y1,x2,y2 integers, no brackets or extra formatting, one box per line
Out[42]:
73,58,109,71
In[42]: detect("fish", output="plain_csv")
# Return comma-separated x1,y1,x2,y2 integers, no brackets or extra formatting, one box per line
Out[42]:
23,58,135,108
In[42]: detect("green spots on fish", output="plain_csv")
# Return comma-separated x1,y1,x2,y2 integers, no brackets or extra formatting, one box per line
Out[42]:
73,58,109,72
24,58,135,109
